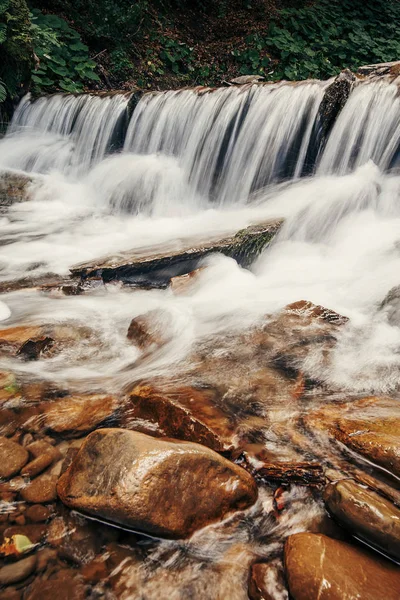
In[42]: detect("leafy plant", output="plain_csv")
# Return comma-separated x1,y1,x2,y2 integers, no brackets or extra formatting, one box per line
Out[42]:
233,0,400,81
159,36,194,75
30,9,100,94
0,0,32,104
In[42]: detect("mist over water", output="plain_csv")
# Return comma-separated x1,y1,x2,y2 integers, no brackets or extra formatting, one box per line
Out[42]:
1,80,400,393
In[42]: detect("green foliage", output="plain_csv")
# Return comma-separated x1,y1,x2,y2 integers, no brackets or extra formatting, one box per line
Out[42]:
30,9,100,94
0,0,32,103
35,0,151,48
159,37,194,75
233,0,400,81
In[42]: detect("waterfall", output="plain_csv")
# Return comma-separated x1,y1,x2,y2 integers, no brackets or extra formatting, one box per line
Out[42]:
318,81,400,174
2,79,400,215
124,82,326,206
4,92,131,175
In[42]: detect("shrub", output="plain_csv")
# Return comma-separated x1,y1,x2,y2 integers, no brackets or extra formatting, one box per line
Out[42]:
233,0,400,81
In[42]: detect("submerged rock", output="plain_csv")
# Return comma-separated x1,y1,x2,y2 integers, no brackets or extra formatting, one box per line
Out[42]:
0,171,35,208
123,382,234,451
304,396,400,477
127,309,173,350
284,533,400,600
379,284,400,326
0,554,37,585
248,561,288,600
323,479,400,560
57,428,257,539
0,437,29,479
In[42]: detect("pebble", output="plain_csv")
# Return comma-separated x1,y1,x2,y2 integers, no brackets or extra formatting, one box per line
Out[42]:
0,554,37,585
0,437,29,479
21,453,55,479
25,504,52,523
20,474,58,504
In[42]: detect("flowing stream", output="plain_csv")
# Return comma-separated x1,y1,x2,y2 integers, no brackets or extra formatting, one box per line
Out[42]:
1,79,400,390
0,77,400,598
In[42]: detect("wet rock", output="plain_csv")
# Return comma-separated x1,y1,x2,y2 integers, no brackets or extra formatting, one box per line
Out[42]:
35,547,58,572
304,396,400,477
56,513,100,565
0,171,34,208
284,533,400,600
323,479,400,560
263,300,348,379
0,409,17,438
0,437,29,479
170,267,205,294
379,284,400,326
0,554,37,585
70,220,282,285
127,309,173,350
123,383,234,451
24,569,86,600
80,557,109,583
318,70,355,139
20,474,58,504
57,428,258,539
358,60,400,78
230,75,264,84
17,337,54,361
0,324,93,359
24,504,52,523
27,394,117,437
248,561,287,600
334,397,400,477
20,454,55,479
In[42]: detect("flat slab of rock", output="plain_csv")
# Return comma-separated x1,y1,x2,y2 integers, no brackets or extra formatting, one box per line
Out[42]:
284,533,400,600
57,428,257,539
70,220,282,285
324,479,400,560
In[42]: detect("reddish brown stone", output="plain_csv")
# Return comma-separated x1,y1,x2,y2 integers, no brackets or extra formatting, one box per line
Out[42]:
24,569,86,600
123,383,234,451
324,479,400,560
41,394,116,437
284,533,400,600
25,504,52,523
20,453,55,479
57,428,258,539
0,437,29,479
0,554,37,585
127,308,173,350
20,474,58,504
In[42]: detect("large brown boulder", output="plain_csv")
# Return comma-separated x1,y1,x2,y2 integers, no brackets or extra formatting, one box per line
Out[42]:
284,533,400,600
57,428,257,539
323,479,400,560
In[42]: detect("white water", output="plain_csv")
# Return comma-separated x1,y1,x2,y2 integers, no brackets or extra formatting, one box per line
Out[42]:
1,80,400,393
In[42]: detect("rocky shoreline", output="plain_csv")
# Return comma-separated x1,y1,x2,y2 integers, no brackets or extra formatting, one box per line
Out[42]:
0,277,398,598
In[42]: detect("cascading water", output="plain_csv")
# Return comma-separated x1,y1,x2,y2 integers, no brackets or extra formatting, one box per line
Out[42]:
3,92,130,175
318,81,400,174
0,75,400,600
124,82,326,206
